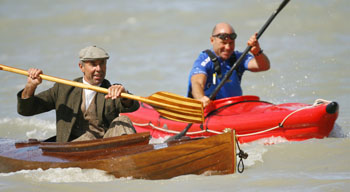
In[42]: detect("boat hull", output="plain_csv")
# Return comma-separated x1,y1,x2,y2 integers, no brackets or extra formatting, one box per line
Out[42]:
121,95,339,143
0,131,236,179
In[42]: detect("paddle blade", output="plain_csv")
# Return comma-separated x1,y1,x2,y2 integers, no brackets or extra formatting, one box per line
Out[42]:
153,107,203,124
148,92,204,124
148,92,203,111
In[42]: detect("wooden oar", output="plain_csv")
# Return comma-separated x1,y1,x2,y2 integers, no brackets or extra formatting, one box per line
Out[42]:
0,64,204,124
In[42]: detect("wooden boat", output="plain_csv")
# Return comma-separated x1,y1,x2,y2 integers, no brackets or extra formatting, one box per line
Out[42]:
121,95,339,143
0,131,237,180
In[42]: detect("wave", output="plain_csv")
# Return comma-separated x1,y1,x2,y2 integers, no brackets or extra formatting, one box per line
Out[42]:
0,117,55,140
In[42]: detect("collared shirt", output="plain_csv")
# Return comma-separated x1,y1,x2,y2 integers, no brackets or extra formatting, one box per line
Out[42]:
82,78,101,109
187,50,253,99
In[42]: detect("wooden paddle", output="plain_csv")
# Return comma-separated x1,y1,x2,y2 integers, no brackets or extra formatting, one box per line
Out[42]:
0,64,204,124
167,0,290,141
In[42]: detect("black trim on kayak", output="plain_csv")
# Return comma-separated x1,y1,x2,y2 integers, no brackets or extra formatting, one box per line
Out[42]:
326,102,339,114
140,102,153,109
43,136,56,142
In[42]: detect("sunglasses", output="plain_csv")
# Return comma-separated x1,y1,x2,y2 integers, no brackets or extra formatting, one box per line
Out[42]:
212,33,237,40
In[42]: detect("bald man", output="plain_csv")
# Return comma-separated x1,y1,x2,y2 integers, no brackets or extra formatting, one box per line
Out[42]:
187,22,270,107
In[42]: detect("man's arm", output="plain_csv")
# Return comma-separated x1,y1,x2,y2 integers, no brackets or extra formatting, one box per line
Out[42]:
247,52,270,72
191,73,210,108
247,33,270,72
17,82,57,116
105,84,140,112
21,68,43,99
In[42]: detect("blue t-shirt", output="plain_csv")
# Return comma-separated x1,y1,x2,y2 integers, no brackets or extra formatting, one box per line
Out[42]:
187,50,253,99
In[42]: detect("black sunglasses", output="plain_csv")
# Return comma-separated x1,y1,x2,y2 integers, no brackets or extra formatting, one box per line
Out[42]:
212,33,237,40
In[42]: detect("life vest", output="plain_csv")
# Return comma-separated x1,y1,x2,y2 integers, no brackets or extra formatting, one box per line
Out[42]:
188,50,241,98
204,49,241,81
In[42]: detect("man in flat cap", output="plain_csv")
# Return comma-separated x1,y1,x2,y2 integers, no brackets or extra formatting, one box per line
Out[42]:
17,45,140,142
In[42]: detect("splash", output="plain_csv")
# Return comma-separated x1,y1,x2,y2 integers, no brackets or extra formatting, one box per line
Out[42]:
149,135,171,144
238,136,289,167
0,168,121,183
239,142,268,167
328,123,347,138
0,117,55,139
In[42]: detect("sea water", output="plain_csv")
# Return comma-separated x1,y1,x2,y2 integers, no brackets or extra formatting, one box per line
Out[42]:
0,0,349,191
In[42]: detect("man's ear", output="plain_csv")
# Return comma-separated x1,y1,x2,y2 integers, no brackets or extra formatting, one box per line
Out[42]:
210,36,215,45
78,62,84,73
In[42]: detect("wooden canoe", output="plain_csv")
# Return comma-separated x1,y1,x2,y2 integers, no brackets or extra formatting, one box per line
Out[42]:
0,131,236,180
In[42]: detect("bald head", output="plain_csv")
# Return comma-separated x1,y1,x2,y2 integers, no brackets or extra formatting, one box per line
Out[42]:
212,22,235,35
210,22,236,60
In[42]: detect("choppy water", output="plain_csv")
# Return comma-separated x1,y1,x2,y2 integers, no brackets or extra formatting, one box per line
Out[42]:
0,0,349,191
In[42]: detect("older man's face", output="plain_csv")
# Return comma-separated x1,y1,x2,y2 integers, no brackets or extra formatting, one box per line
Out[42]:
79,59,106,85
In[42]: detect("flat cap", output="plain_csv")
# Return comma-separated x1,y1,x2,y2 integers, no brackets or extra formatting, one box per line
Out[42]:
79,45,109,61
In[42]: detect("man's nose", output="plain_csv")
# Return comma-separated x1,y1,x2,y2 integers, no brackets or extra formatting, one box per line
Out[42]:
227,42,236,51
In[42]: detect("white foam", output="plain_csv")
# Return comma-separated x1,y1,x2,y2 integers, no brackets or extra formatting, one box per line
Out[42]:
236,136,290,167
239,142,268,167
0,117,55,139
149,135,170,144
328,123,347,138
0,168,120,183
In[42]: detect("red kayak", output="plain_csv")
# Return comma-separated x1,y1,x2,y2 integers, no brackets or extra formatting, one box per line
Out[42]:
121,95,339,143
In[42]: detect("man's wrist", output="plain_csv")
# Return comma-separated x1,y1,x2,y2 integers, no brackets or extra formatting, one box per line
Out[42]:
254,49,263,57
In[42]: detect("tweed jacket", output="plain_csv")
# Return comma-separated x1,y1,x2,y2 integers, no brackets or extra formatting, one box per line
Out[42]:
17,77,140,142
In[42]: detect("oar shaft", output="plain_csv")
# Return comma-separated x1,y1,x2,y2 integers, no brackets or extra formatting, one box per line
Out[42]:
0,64,185,109
0,64,110,93
256,0,290,39
0,64,204,123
